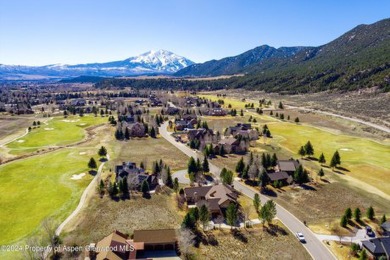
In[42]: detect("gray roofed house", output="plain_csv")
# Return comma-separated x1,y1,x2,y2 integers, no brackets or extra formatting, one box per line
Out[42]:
276,160,300,174
382,220,390,236
361,237,390,259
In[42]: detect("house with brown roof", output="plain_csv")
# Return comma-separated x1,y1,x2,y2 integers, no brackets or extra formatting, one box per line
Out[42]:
216,136,248,154
184,184,238,218
92,229,178,260
275,160,300,175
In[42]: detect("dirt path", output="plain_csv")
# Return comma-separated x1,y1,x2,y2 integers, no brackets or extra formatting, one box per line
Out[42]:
55,154,110,236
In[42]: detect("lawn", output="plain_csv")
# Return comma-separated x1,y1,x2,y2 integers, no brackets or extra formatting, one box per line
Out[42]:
268,121,390,196
0,148,97,246
6,115,107,155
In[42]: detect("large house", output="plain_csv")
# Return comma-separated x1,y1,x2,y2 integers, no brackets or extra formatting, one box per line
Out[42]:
124,122,146,137
361,237,390,259
275,160,300,175
217,137,242,154
207,108,226,116
225,123,259,141
92,229,177,260
184,184,238,218
382,220,390,236
115,162,158,190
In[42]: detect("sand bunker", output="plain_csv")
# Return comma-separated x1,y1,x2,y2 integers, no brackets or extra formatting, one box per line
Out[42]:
62,119,80,123
44,128,54,131
78,123,86,126
71,173,86,180
340,148,353,151
17,140,25,143
79,152,86,155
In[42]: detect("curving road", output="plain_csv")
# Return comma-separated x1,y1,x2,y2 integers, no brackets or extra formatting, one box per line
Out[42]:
160,121,335,260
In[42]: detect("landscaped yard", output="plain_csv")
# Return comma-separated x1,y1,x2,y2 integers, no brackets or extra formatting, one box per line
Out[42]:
6,115,107,155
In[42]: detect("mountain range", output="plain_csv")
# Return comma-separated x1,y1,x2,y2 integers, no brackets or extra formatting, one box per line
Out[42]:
175,18,390,92
0,50,194,80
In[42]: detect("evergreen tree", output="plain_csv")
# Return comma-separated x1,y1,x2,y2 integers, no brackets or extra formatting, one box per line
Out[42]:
354,208,361,222
165,167,173,188
98,146,107,157
220,168,233,185
278,101,284,109
88,157,97,169
202,157,210,173
112,182,119,196
98,179,105,195
266,153,271,169
235,157,245,175
182,212,196,229
240,109,244,116
253,193,261,213
242,165,249,179
294,117,300,123
345,208,352,220
380,214,387,224
196,158,202,173
340,215,348,227
124,127,130,139
359,249,368,260
219,145,226,156
304,141,314,157
330,151,341,168
318,153,326,164
141,180,150,196
271,153,278,167
226,203,237,228
318,168,325,178
366,206,375,220
188,157,197,174
122,178,129,198
150,127,156,138
293,165,309,184
199,205,210,230
258,169,269,188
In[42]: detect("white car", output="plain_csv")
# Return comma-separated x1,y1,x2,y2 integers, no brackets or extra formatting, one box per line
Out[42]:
296,232,306,243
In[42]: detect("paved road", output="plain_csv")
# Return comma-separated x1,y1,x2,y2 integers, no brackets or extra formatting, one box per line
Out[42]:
160,122,335,260
55,154,110,236
287,105,390,134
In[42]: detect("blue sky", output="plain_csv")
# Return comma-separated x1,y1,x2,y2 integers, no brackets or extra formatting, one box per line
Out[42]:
0,0,389,65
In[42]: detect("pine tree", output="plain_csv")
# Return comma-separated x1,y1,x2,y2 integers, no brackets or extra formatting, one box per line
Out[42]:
345,208,352,220
359,249,368,260
304,141,314,157
141,180,150,196
122,178,129,198
226,203,237,228
294,117,300,123
219,145,226,156
150,127,156,138
235,157,245,175
98,146,107,157
340,215,348,227
271,153,278,167
354,208,361,222
380,214,387,224
318,168,325,178
318,153,326,164
188,157,197,174
330,151,341,168
124,127,130,139
298,146,306,157
199,205,210,230
88,157,97,169
253,194,261,213
202,157,210,173
165,167,173,188
366,206,375,220
278,101,284,109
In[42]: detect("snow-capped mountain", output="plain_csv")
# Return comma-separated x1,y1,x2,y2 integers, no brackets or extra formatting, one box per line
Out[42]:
0,50,194,80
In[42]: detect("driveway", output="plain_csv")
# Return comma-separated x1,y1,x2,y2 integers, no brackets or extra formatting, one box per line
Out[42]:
172,169,190,184
159,121,336,259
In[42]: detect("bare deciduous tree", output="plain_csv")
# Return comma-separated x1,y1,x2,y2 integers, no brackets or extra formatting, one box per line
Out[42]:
177,228,196,259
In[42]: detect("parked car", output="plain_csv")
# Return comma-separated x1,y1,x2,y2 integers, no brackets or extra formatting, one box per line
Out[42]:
366,226,375,237
296,232,306,243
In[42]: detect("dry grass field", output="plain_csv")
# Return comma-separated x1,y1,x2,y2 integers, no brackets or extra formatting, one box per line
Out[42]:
194,224,311,260
62,193,181,247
